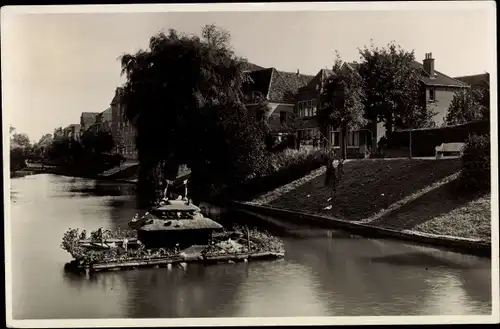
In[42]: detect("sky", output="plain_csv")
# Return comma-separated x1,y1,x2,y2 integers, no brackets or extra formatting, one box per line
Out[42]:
2,3,496,142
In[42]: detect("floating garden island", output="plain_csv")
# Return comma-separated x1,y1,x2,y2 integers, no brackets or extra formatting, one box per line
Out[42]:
62,198,285,275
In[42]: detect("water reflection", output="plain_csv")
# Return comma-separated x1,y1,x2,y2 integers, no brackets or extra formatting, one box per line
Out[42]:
9,174,492,319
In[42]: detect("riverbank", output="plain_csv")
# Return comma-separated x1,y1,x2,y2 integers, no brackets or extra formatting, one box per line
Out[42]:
237,158,491,255
11,163,140,184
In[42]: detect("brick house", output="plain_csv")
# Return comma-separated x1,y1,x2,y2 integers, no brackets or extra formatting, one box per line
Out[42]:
242,65,314,139
110,87,138,159
79,112,100,136
293,66,379,154
88,108,112,135
294,52,469,155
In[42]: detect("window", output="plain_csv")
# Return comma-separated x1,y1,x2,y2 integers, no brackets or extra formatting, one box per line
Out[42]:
332,131,340,147
297,102,304,118
280,111,287,125
429,89,436,101
297,100,317,118
347,131,360,146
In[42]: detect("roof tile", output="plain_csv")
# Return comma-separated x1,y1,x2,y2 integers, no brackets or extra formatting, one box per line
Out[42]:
267,69,314,103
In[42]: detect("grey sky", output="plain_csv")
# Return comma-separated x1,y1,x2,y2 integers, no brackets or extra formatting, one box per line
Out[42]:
2,5,496,142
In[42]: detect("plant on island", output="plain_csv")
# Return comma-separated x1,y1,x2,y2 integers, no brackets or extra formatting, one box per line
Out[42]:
62,224,285,267
203,225,285,257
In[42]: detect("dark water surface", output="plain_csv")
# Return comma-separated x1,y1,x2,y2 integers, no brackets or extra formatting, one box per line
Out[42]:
9,174,492,319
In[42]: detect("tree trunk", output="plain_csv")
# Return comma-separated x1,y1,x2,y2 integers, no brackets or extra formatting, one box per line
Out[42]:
136,155,165,209
341,123,348,160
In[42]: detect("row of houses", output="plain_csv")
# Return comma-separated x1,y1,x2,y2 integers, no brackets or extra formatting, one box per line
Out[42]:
54,52,488,160
53,88,138,159
241,52,485,156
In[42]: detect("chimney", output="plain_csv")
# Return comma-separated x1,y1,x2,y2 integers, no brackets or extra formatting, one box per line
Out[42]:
423,52,435,77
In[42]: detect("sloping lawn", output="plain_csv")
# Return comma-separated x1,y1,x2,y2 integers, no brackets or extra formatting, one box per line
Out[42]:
267,158,462,221
413,194,491,241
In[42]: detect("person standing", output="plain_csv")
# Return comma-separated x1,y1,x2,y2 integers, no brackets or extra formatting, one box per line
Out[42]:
324,150,336,202
324,150,344,203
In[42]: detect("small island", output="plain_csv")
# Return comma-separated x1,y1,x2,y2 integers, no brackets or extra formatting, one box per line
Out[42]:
62,190,285,275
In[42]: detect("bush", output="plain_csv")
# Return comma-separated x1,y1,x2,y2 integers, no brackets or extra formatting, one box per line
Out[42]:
219,148,326,201
10,147,28,172
459,134,490,193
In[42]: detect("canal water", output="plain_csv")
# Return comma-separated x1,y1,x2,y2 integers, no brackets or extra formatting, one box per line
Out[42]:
9,174,492,319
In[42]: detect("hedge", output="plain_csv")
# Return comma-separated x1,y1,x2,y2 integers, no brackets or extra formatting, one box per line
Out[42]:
459,134,490,193
214,149,326,202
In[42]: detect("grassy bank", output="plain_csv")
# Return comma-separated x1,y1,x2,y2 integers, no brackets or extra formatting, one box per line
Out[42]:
266,158,462,221
369,177,491,241
413,193,491,241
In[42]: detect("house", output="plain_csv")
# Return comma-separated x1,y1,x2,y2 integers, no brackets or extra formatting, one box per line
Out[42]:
110,87,138,159
88,108,112,135
240,61,265,72
62,124,81,141
293,66,379,154
242,65,314,137
346,53,469,138
79,112,100,136
294,68,330,148
410,53,470,126
294,52,469,155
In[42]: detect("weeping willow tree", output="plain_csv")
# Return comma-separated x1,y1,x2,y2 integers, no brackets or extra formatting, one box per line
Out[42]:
119,24,267,206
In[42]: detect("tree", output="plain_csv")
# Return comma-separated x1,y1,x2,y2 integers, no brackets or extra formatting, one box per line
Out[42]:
10,147,27,172
9,127,31,170
46,136,83,164
10,131,31,150
81,130,114,154
318,53,366,159
38,133,53,147
358,41,436,137
34,133,54,159
475,85,490,121
119,24,265,205
446,88,484,125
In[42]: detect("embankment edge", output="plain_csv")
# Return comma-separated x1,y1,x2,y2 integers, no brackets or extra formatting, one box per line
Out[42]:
231,201,491,258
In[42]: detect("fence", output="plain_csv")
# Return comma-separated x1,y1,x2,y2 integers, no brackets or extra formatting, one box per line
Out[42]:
385,120,490,157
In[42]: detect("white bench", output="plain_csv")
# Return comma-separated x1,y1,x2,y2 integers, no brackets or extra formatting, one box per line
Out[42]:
435,142,465,158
